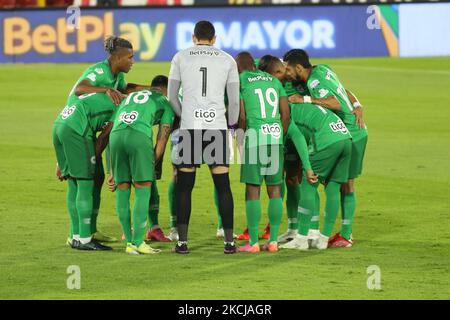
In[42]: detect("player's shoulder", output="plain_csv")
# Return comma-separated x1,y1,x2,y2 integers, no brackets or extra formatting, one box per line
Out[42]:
85,60,109,75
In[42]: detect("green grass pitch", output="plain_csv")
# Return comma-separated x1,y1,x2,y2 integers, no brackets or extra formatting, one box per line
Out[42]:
1,57,450,300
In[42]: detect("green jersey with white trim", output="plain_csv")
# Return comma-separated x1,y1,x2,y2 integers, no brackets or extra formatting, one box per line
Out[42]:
290,103,352,154
240,70,287,148
66,60,127,106
112,90,174,139
55,93,116,138
307,64,367,141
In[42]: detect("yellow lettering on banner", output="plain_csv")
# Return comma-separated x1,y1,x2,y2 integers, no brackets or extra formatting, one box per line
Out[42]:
57,18,76,54
104,12,114,39
119,23,141,51
77,16,104,53
32,24,56,54
140,23,166,61
4,17,32,55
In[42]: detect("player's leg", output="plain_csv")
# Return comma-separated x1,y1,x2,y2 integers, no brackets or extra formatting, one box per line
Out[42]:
91,160,117,243
211,165,236,253
57,124,111,250
314,140,352,250
167,167,178,241
263,144,284,251
340,180,355,240
128,129,161,254
333,136,367,246
110,130,135,253
308,189,321,242
208,130,236,253
240,184,262,253
53,125,78,246
147,181,170,242
281,178,318,250
265,185,282,252
279,140,302,242
173,129,197,254
175,167,196,253
66,179,79,246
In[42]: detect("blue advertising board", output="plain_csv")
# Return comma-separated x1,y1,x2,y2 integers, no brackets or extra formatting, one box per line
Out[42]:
0,6,389,63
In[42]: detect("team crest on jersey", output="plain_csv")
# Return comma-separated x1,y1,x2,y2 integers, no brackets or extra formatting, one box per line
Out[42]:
319,88,329,98
60,105,76,119
310,79,320,89
119,111,139,124
194,108,216,124
86,73,96,82
329,119,349,134
261,123,281,139
95,68,104,74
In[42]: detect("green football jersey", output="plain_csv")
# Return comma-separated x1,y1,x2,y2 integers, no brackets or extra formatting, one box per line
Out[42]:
55,93,116,138
307,64,368,141
66,59,127,106
284,81,309,97
111,90,175,139
290,103,352,153
240,70,287,148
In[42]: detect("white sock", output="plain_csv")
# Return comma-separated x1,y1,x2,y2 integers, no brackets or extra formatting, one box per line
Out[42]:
73,234,80,241
79,236,92,244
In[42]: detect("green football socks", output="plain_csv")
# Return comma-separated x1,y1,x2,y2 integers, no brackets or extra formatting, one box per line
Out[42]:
341,192,356,240
286,183,300,230
67,179,79,238
268,197,283,243
246,199,262,245
76,180,94,241
132,187,151,246
322,181,341,237
116,188,132,242
148,182,160,229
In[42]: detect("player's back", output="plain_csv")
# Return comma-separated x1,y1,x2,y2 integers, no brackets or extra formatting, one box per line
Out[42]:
172,45,236,130
290,103,351,152
55,93,114,137
112,90,168,138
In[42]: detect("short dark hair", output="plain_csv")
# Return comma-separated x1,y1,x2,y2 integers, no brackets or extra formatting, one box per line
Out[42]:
283,49,312,68
258,55,282,73
194,21,215,41
104,36,132,54
151,75,168,88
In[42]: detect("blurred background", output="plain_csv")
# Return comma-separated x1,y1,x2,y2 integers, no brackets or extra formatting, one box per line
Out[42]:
1,0,450,63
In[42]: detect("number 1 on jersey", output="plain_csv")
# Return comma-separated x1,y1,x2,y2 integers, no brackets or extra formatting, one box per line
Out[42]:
200,67,207,97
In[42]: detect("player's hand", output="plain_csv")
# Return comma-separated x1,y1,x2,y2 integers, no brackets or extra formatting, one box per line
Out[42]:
305,170,318,184
107,173,116,192
352,106,364,129
106,88,123,106
288,94,304,104
55,164,66,181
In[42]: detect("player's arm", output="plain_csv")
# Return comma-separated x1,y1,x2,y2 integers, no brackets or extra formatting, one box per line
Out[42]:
121,83,151,94
226,61,240,126
286,123,317,184
346,89,364,128
168,53,183,116
75,80,123,106
155,124,171,165
289,93,341,111
94,122,113,159
238,99,246,131
155,99,175,166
